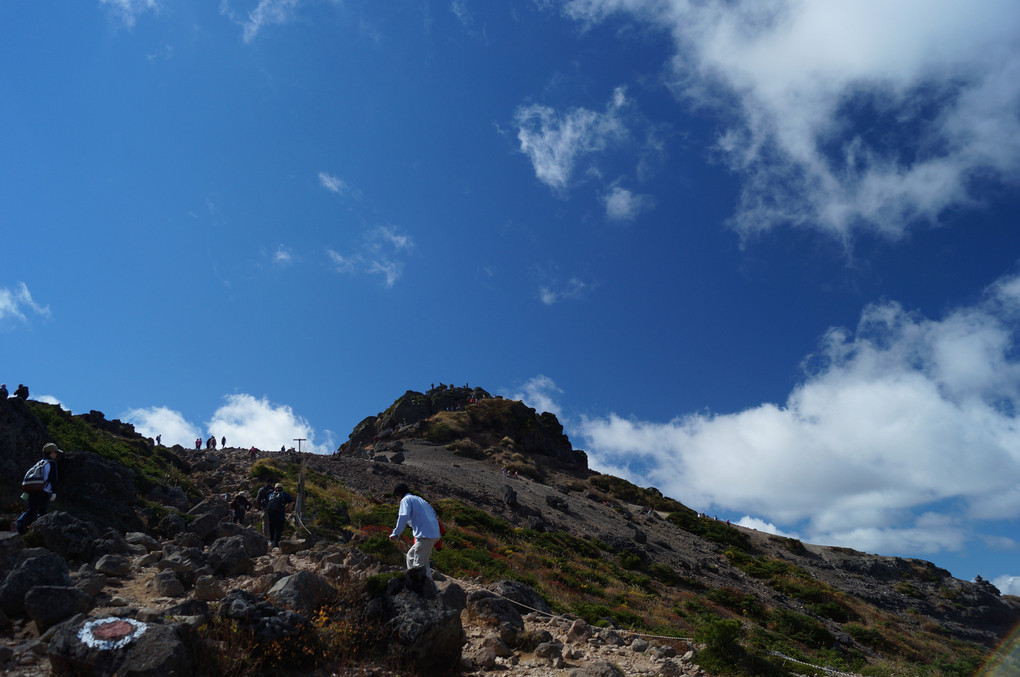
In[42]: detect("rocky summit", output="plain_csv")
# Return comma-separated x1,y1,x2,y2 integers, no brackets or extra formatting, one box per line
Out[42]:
0,389,1018,676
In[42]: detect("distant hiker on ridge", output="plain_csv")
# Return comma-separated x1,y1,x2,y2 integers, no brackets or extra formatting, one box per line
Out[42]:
0,383,7,399
14,384,28,400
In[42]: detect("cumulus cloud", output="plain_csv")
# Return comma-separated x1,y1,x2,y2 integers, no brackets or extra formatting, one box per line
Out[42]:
34,395,65,409
124,395,330,453
123,406,201,447
512,375,565,418
558,0,1020,242
0,283,51,325
515,86,631,191
603,184,655,221
208,393,328,453
578,270,1020,557
100,0,159,28
993,575,1020,596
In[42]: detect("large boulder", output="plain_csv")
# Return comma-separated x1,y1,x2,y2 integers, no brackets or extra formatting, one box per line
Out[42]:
218,589,307,642
487,580,551,615
206,536,253,577
267,571,336,614
24,585,95,632
48,616,192,677
465,588,525,648
368,566,463,673
0,550,71,617
213,522,268,558
0,399,49,506
187,497,230,521
26,512,100,562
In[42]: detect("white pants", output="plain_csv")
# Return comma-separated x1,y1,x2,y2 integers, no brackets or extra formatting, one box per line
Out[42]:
407,537,439,576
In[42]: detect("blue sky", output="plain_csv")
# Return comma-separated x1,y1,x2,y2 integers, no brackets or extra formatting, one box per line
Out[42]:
3,0,1020,594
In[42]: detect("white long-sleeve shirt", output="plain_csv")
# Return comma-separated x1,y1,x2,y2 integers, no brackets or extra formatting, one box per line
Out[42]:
390,494,440,539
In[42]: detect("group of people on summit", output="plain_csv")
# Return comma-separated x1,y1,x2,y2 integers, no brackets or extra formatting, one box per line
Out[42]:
0,383,30,400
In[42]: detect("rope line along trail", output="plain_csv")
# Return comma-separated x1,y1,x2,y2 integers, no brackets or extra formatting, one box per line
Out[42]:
284,450,862,676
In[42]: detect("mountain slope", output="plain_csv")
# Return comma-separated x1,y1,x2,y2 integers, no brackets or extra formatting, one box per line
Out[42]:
2,390,1018,676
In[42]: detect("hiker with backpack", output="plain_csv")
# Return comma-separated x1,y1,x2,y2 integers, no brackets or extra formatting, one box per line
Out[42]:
16,442,62,534
263,482,294,548
229,491,251,524
389,483,442,578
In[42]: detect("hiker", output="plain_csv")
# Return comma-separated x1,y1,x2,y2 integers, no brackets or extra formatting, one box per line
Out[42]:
0,384,7,399
16,442,62,534
207,436,216,450
264,483,294,548
14,384,28,400
389,483,441,578
229,491,251,524
221,436,226,449
254,479,274,536
195,438,201,450
155,434,161,446
249,446,257,460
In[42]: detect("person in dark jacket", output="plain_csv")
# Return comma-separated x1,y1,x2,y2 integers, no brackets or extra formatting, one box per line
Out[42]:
264,483,294,548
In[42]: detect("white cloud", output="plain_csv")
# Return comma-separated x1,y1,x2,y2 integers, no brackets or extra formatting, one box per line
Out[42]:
100,0,159,28
603,184,655,221
993,575,1020,596
273,245,294,266
558,0,1020,241
368,260,404,288
208,393,328,453
512,375,565,418
515,86,630,191
124,395,330,453
0,283,51,325
578,270,1020,557
220,0,300,43
539,277,588,305
326,249,356,275
123,406,201,447
736,516,797,538
450,0,471,27
326,226,414,287
35,395,66,409
318,172,349,195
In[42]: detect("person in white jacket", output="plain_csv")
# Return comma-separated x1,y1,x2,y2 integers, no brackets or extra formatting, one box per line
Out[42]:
389,483,441,577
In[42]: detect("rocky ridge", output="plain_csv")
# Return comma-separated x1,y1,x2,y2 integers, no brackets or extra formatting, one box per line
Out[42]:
0,390,1018,676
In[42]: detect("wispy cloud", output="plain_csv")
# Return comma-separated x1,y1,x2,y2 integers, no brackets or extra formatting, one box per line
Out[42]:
515,86,631,191
539,277,588,305
273,245,294,266
559,0,1020,242
318,171,350,196
326,226,414,288
124,394,331,453
220,0,300,43
578,268,1020,558
99,0,159,28
0,283,51,325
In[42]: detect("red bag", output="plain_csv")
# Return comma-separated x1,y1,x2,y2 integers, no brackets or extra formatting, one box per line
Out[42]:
435,520,446,551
